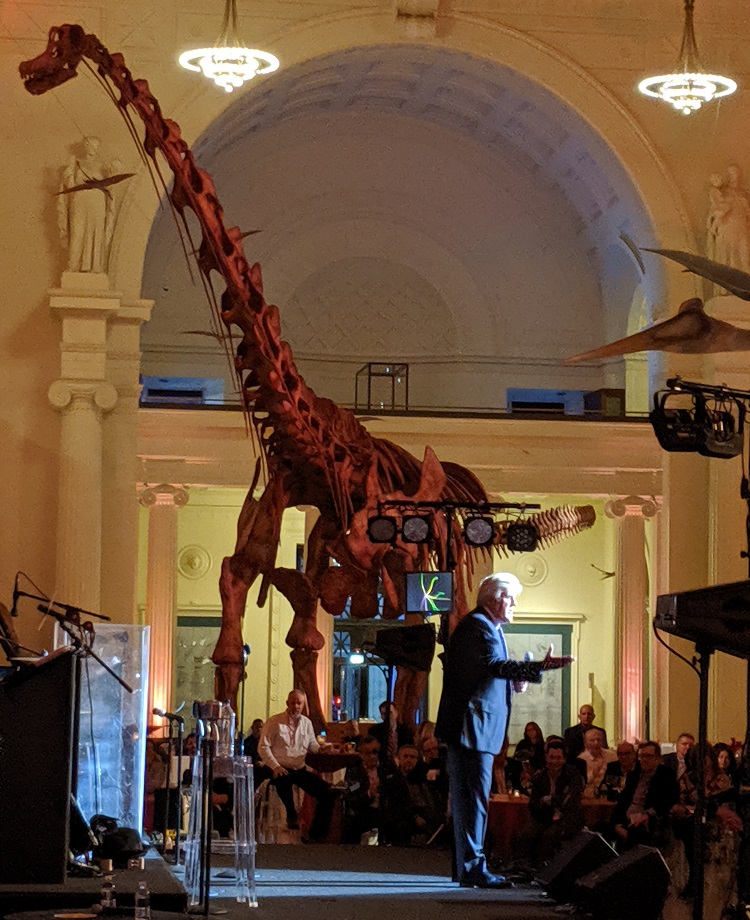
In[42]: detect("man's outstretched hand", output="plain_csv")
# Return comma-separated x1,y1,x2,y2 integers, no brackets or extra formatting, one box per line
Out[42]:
540,643,574,671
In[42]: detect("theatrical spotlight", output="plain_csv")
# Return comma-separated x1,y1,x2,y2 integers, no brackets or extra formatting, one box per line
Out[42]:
506,521,539,553
402,515,431,544
650,382,745,459
649,388,705,453
699,395,745,459
367,515,398,544
463,516,495,547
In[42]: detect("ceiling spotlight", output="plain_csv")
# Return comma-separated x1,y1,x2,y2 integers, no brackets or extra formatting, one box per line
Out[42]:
463,516,495,547
506,521,539,553
367,515,398,544
402,515,431,544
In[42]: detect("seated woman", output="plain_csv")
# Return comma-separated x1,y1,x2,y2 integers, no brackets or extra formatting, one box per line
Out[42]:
513,721,546,771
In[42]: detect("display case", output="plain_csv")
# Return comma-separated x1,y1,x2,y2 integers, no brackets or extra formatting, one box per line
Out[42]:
56,623,150,832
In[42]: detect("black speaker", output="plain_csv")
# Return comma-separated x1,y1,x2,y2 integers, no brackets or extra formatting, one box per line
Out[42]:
574,845,670,920
537,829,617,902
374,624,436,671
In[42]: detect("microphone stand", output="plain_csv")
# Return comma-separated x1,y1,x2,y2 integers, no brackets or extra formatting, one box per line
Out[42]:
27,593,133,694
154,710,185,864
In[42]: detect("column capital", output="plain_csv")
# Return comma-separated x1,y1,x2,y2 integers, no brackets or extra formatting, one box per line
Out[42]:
138,483,190,508
605,495,660,519
48,379,118,413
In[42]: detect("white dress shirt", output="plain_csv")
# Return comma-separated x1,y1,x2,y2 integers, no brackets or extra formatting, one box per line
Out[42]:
259,711,320,770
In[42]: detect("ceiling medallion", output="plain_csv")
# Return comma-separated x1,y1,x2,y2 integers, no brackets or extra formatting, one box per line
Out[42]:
179,0,279,93
515,553,549,588
638,0,736,115
178,545,212,580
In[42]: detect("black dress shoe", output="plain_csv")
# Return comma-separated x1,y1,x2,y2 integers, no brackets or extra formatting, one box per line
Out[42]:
459,873,512,889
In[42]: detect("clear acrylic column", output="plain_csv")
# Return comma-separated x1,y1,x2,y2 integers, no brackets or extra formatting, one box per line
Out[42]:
184,701,257,907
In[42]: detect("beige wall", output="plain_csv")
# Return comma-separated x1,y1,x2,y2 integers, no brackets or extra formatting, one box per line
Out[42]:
3,0,750,744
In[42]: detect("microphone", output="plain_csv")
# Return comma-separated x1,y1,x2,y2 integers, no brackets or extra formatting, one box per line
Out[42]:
153,707,185,724
10,573,19,618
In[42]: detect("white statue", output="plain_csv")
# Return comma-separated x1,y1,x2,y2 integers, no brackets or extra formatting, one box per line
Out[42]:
706,164,750,290
57,136,123,273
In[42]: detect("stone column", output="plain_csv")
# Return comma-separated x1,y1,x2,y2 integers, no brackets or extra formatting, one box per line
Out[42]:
139,484,189,717
101,299,153,623
605,495,658,743
48,273,119,610
704,296,750,741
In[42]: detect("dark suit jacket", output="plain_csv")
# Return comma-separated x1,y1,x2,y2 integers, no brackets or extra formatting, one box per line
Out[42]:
435,608,544,755
660,752,682,774
563,722,609,762
611,764,679,833
529,765,585,838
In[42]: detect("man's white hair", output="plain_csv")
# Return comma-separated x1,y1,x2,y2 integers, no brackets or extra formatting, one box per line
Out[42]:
477,572,523,606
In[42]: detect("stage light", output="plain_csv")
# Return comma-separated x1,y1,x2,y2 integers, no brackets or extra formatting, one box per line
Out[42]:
349,651,365,665
649,389,705,452
463,516,495,547
402,515,431,544
650,388,745,458
367,515,398,544
506,521,538,553
698,396,745,459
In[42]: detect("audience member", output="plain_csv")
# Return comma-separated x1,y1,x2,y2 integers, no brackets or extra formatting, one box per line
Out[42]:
517,740,584,866
258,689,335,841
243,718,264,761
507,749,536,795
661,732,695,779
341,719,361,745
564,705,608,762
368,701,414,759
415,720,436,749
513,721,546,771
342,736,414,844
713,742,738,791
601,741,639,800
576,728,616,797
611,741,678,851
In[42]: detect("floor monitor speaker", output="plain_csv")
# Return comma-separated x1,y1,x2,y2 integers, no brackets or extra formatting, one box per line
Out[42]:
536,829,617,902
574,845,670,920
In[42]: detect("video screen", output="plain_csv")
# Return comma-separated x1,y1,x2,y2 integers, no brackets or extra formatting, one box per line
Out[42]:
405,571,454,615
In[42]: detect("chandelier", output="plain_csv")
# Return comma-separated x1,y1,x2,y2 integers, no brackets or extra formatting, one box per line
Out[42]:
179,0,279,93
638,0,736,115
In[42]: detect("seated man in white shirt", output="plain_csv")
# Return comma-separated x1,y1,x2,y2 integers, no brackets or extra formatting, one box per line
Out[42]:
259,689,335,840
575,727,617,797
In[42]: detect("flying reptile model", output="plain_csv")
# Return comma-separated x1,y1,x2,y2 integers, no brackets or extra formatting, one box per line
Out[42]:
565,249,750,364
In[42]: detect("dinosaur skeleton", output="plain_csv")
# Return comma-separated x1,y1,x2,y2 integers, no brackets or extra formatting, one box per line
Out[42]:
21,26,595,730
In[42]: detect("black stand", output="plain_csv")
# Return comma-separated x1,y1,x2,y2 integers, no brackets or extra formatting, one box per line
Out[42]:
692,645,712,920
154,710,185,864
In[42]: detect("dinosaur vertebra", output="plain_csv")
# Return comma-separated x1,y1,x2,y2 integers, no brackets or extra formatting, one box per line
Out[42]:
21,26,596,731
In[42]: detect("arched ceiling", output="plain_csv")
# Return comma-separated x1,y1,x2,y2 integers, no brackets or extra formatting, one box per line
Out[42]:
141,44,655,404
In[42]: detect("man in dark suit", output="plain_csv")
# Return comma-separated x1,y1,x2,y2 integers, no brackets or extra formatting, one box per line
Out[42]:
660,732,695,779
611,741,679,851
436,572,573,889
563,704,608,762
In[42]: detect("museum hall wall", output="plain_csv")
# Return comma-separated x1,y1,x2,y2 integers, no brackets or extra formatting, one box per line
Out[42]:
2,0,750,745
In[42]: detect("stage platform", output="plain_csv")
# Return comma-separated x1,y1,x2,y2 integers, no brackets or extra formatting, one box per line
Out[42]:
197,845,564,920
0,850,187,917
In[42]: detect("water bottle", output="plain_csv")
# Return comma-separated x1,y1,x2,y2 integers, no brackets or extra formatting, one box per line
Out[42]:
134,880,150,920
100,875,116,909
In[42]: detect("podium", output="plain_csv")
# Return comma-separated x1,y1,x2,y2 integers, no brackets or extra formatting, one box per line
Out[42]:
0,652,80,884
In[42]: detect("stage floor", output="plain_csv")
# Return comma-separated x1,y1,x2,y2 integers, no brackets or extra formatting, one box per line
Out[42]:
195,845,564,920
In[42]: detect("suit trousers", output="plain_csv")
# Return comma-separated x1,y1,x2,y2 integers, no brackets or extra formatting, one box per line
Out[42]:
447,744,494,882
